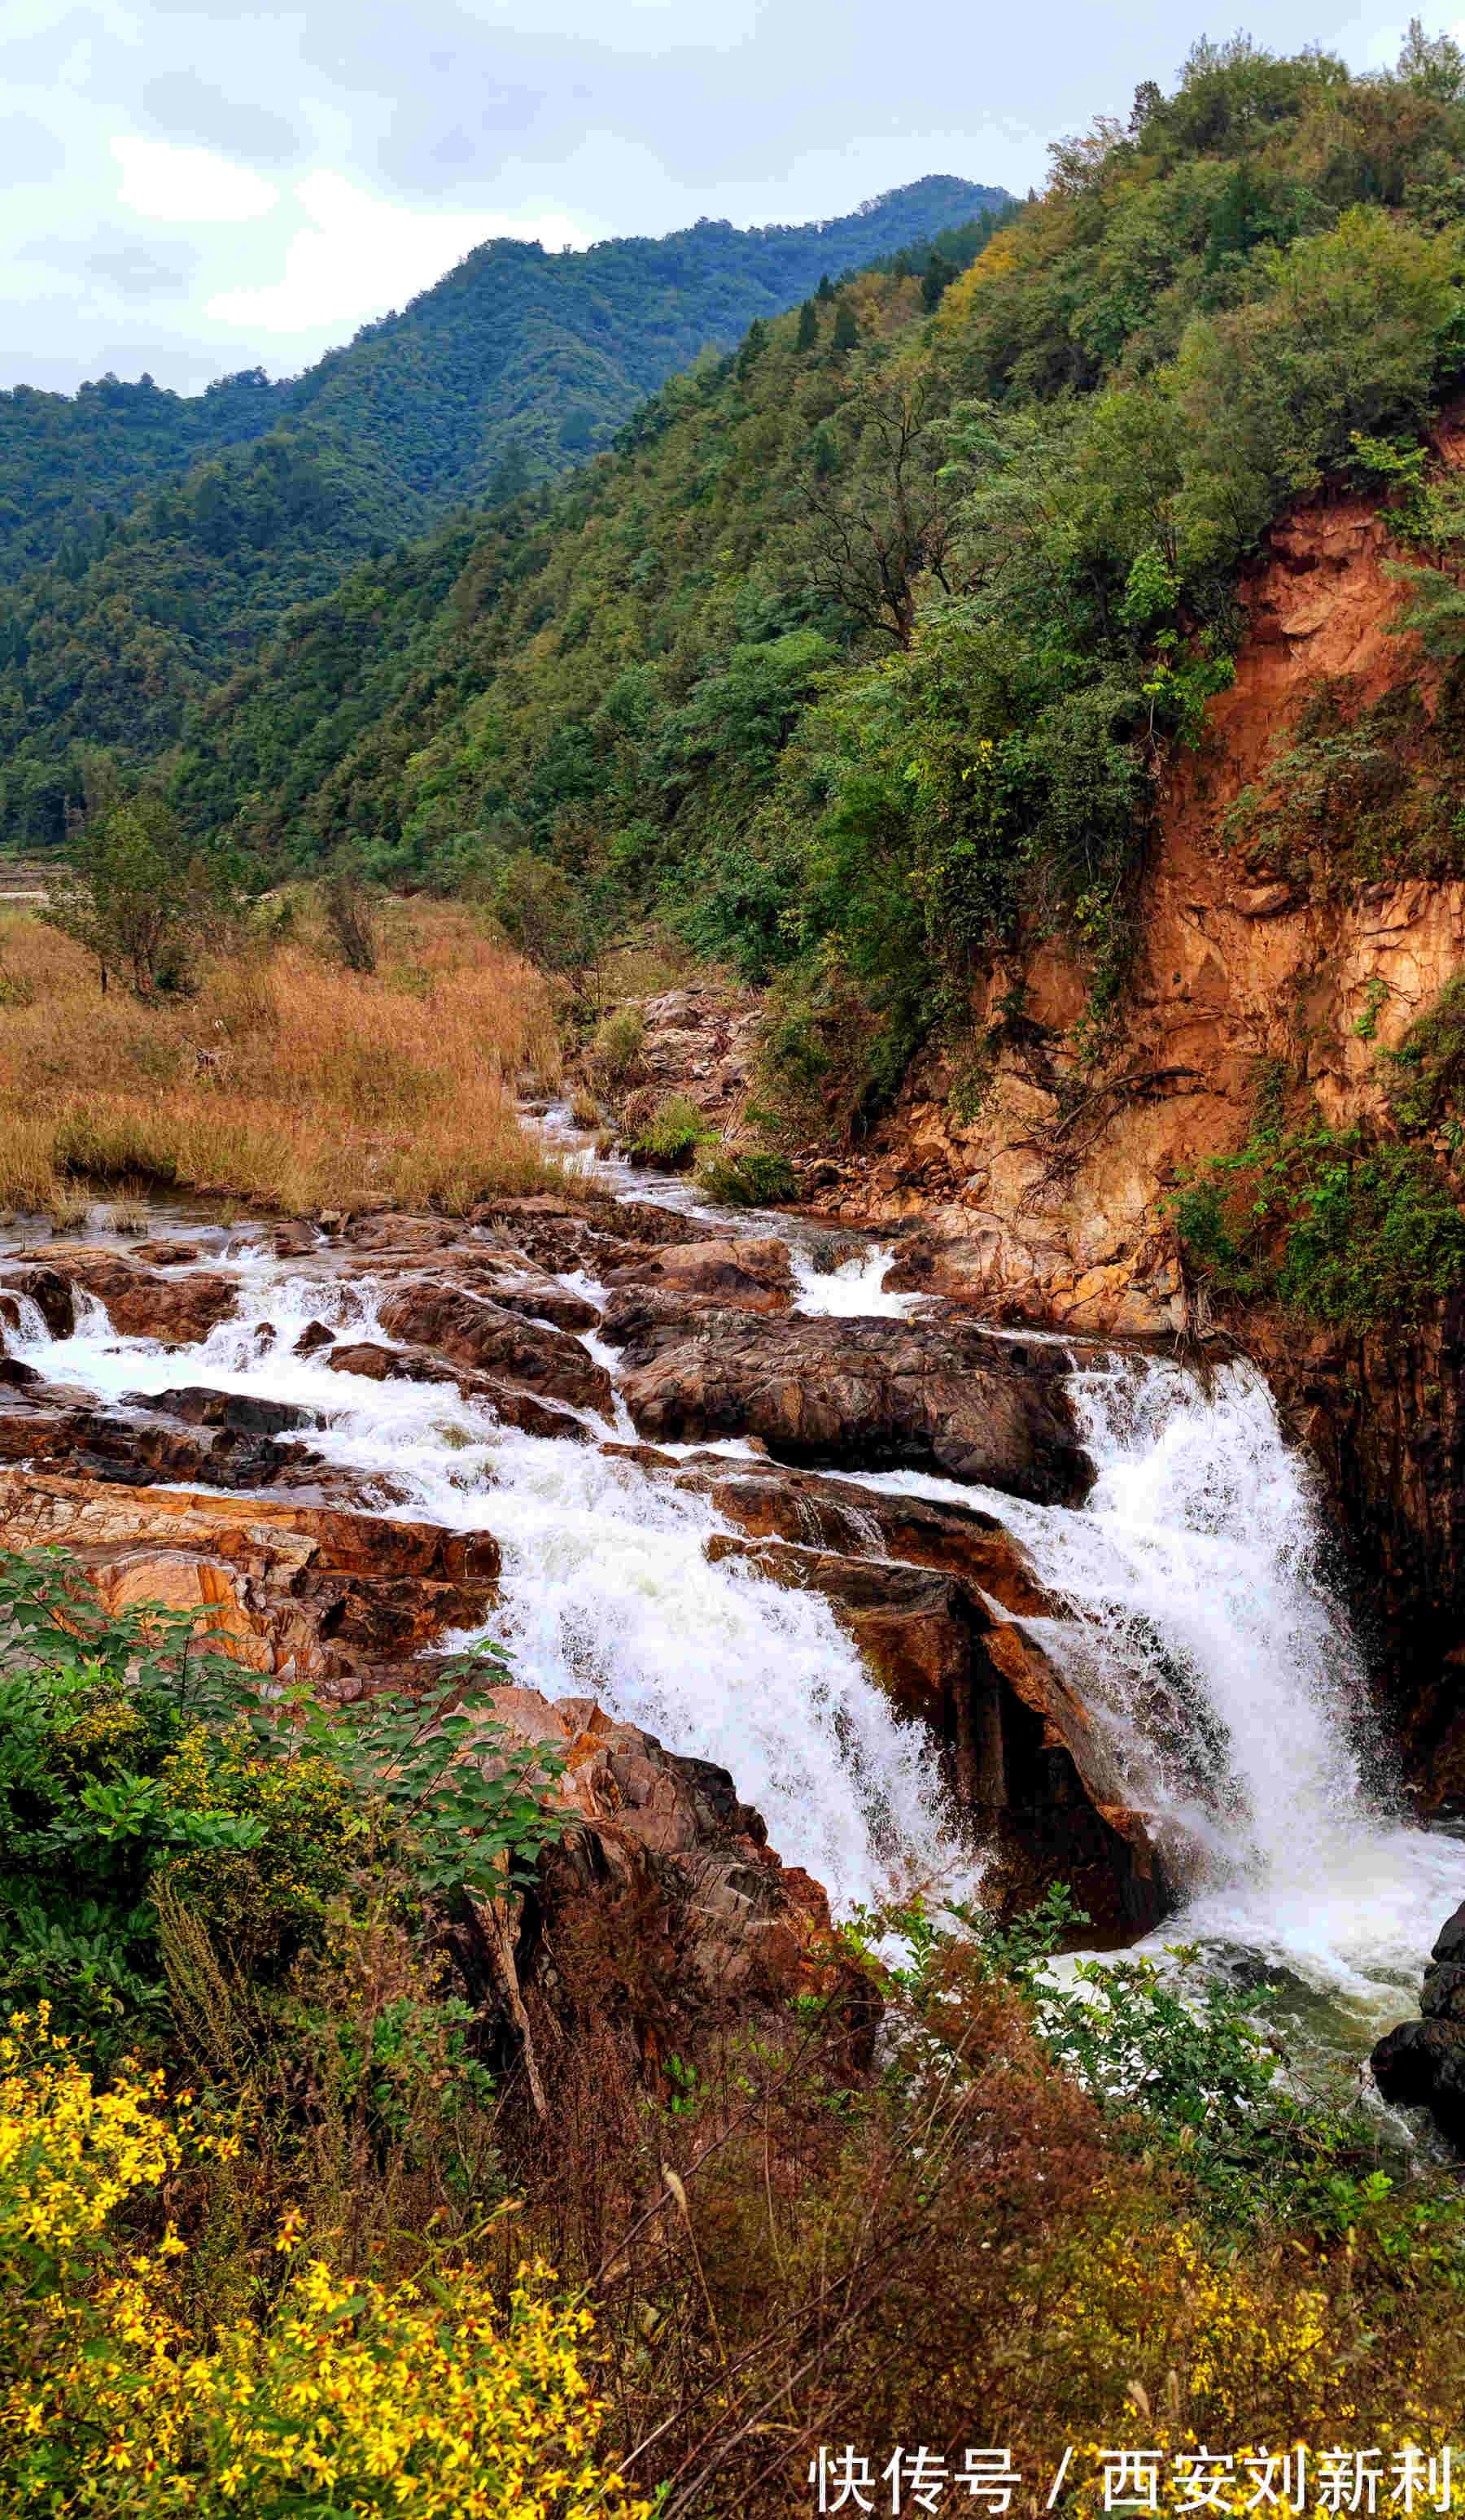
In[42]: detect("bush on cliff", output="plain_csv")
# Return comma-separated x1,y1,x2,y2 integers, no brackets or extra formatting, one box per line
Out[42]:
1176,1055,1465,1326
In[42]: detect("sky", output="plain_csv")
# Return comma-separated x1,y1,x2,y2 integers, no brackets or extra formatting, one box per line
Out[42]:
0,1,1441,400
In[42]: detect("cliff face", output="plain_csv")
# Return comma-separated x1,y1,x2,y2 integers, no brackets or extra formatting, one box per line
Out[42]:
802,452,1465,1788
827,459,1465,1339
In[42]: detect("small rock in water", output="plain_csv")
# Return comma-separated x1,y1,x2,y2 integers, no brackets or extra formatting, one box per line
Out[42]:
294,1321,335,1357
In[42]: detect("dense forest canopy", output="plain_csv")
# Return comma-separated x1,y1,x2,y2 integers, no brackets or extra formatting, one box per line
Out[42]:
0,177,1006,591
0,184,1008,856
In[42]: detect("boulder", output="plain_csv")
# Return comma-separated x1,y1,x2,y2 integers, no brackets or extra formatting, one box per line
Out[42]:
0,1265,75,1338
3,1247,241,1345
125,1386,319,1437
1371,1898,1465,2147
488,1278,601,1334
607,1237,794,1317
1422,1959,1465,2025
681,1461,1052,1616
0,1404,339,1496
324,1337,591,1443
376,1280,613,1418
0,1471,499,1688
619,1312,1091,1505
129,1239,204,1266
703,1535,1167,1935
461,1682,867,2047
1372,2019,1465,2147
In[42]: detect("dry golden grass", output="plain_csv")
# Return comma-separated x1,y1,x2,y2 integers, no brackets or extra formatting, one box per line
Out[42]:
0,898,562,1219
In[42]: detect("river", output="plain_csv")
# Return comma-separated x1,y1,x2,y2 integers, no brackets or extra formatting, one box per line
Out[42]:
7,1112,1464,2120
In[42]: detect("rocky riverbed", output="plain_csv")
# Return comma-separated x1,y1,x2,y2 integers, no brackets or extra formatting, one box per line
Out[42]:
3,1146,1465,2126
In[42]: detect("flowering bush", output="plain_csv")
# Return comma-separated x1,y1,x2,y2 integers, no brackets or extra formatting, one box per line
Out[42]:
0,2011,649,2518
0,2004,179,2291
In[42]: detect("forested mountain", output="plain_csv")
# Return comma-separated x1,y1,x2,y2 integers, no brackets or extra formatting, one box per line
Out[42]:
0,181,1008,852
0,177,1005,592
102,29,1465,1149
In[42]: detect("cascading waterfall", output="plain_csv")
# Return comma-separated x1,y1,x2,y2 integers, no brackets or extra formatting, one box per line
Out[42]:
10,1246,973,1916
846,1352,1465,2020
11,1227,1465,2049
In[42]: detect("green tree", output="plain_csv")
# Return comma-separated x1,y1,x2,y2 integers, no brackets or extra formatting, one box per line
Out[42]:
1397,14,1465,100
43,794,232,996
831,304,859,355
797,299,820,351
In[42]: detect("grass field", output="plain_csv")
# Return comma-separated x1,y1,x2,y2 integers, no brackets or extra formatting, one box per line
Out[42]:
0,895,561,1220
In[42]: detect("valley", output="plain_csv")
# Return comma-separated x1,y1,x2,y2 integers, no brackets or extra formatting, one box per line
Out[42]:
15,24,1465,2511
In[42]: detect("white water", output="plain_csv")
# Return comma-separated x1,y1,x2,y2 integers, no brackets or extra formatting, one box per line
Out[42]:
840,1353,1465,2047
8,1244,970,1917
9,1229,1465,2064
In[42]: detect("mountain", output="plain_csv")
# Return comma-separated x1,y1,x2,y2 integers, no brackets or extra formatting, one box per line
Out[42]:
142,32,1465,1172
0,179,1008,592
0,186,1012,853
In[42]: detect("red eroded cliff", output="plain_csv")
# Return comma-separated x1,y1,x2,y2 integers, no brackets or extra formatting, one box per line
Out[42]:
823,449,1465,1339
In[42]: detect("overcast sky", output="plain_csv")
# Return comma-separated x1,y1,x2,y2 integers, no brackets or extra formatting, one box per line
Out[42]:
0,2,1435,399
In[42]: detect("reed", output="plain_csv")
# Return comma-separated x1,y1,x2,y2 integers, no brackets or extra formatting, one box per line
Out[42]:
0,900,561,1218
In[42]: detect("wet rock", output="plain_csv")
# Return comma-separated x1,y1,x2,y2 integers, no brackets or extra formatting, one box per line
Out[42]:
606,1236,794,1317
126,1387,320,1437
376,1280,613,1418
1371,1898,1465,2145
460,1682,868,2052
11,1247,240,1345
619,1312,1091,1505
702,1535,1166,1935
681,1462,1052,1617
1422,1959,1465,2024
326,1342,396,1381
487,1278,601,1334
325,1336,590,1443
1372,2019,1465,2146
0,1471,500,1688
294,1321,335,1356
129,1239,203,1266
0,1265,74,1337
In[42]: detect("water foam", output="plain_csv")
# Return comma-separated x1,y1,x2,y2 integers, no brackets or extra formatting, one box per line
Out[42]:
11,1243,1464,2045
836,1353,1465,2025
9,1250,970,1916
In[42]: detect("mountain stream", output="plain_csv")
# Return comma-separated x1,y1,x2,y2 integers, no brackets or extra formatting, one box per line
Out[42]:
7,1112,1463,2118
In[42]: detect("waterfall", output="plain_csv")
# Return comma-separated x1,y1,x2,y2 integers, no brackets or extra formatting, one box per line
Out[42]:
10,1250,973,1917
847,1352,1465,2010
11,1241,1465,2026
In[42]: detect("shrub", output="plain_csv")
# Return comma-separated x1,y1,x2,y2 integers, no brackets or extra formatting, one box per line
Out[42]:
693,1145,798,1207
0,2011,648,2519
321,864,380,974
625,1092,715,1170
1174,1103,1465,1327
587,1003,645,1092
155,1727,359,1975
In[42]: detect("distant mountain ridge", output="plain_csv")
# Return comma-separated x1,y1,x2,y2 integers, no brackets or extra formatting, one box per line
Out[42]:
0,177,1008,587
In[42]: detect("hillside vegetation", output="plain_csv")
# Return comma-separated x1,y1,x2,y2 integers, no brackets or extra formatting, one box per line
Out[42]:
0,184,1006,855
89,28,1465,1160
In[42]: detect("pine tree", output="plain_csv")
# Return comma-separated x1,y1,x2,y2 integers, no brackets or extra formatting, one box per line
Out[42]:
831,304,858,354
797,299,820,351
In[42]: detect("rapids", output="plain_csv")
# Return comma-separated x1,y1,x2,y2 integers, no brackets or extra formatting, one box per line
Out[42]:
7,1152,1465,2097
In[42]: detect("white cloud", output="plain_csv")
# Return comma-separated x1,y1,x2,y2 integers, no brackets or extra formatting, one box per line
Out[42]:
112,135,280,222
203,169,597,336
